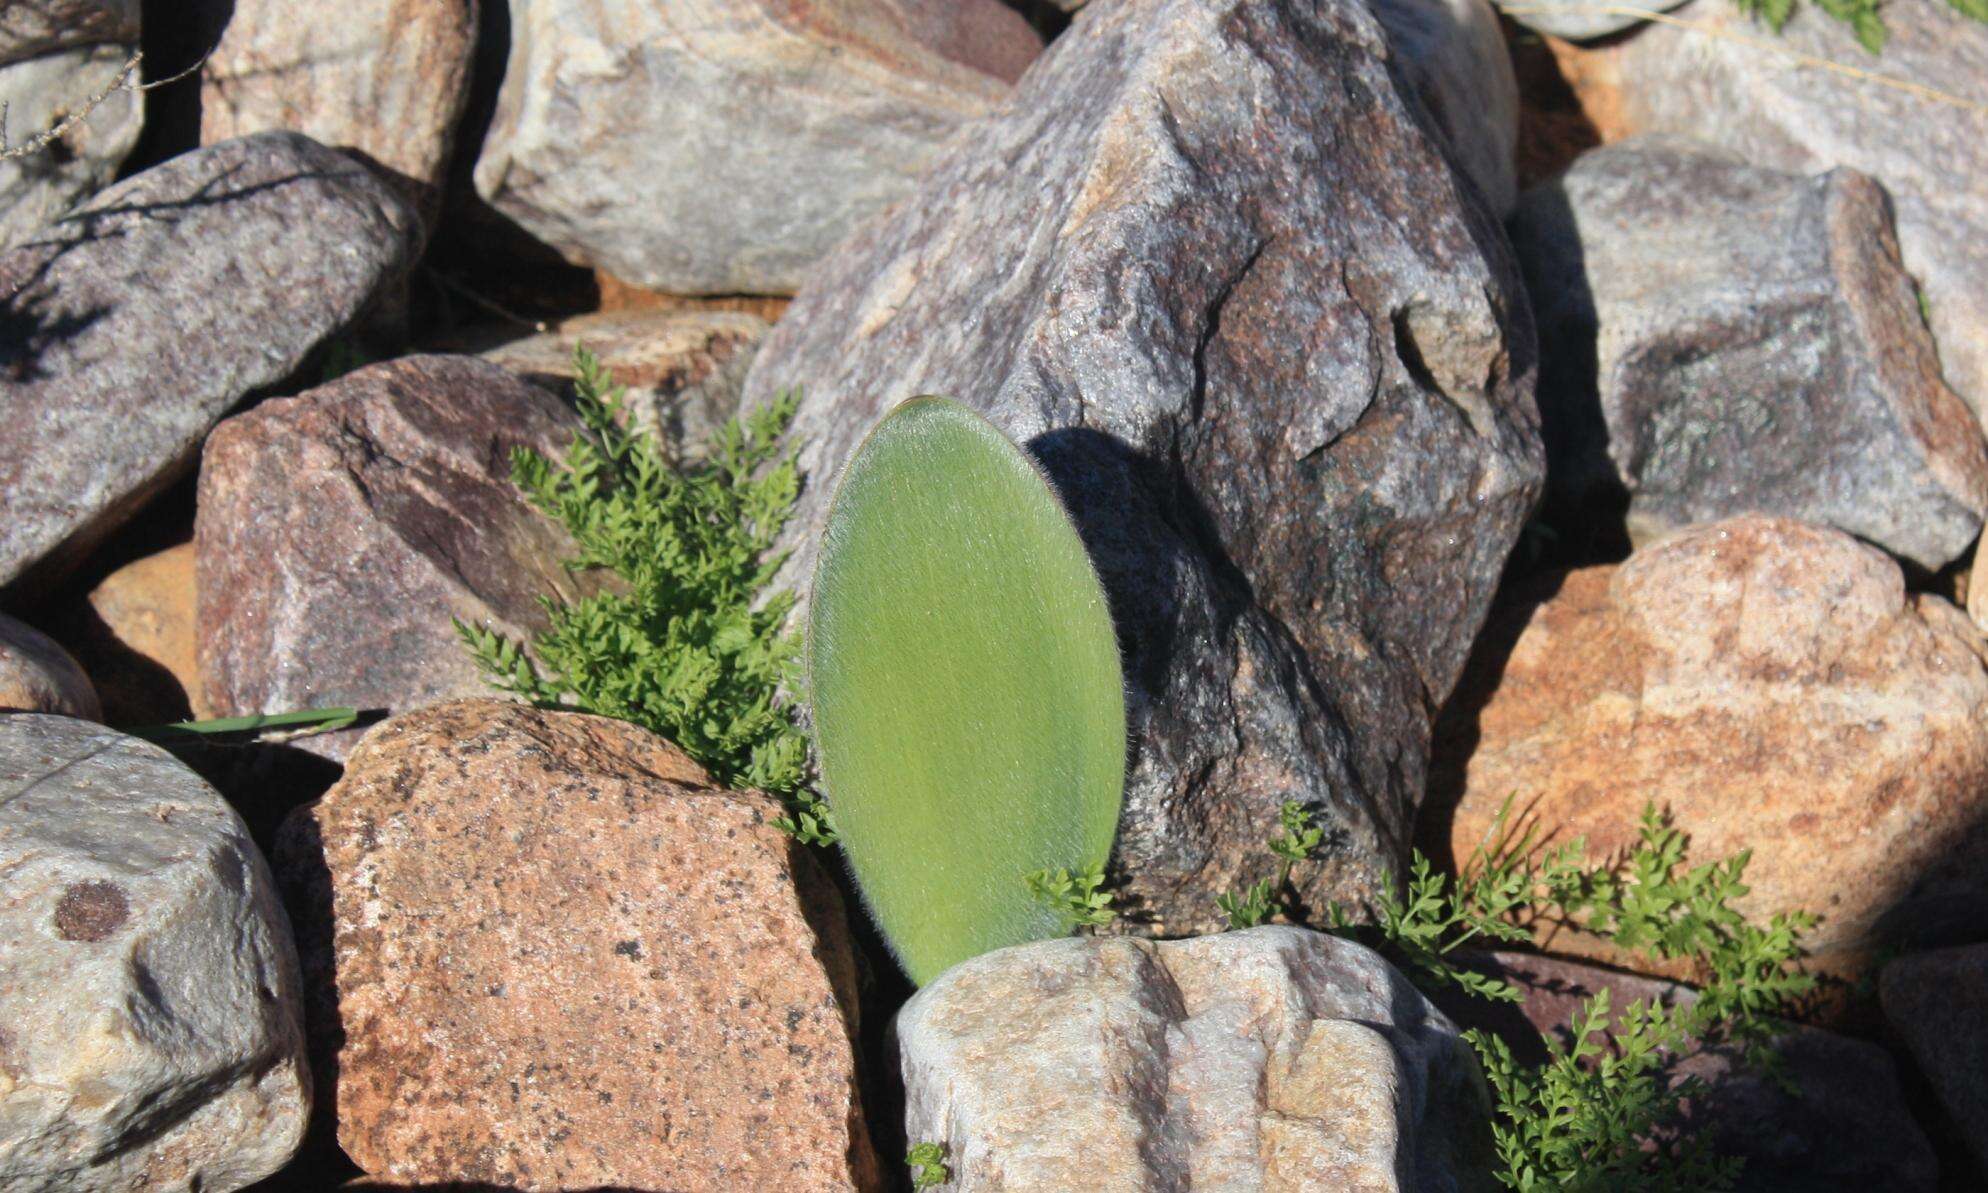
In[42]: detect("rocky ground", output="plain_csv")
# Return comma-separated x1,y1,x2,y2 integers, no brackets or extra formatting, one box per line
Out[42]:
2,0,1986,1189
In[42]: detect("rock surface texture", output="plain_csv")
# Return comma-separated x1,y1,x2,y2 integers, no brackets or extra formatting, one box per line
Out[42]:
275,699,878,1190
482,308,769,461
895,926,1492,1190
0,131,418,594
0,611,99,716
1509,137,1988,568
0,0,138,62
474,0,1043,294
1435,515,1988,965
0,43,143,249
1882,943,1988,1174
60,541,203,724
743,0,1543,933
1584,0,1988,425
198,0,479,214
1373,0,1520,215
0,715,309,1191
196,355,588,760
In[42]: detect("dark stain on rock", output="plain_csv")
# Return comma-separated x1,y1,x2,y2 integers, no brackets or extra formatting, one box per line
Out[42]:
54,880,130,942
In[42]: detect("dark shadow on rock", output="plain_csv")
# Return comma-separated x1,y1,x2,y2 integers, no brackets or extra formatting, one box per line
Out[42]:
129,0,232,177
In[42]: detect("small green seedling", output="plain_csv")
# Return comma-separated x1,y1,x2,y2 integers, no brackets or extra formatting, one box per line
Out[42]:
1217,800,1325,930
808,397,1126,984
1023,861,1117,929
906,1141,952,1190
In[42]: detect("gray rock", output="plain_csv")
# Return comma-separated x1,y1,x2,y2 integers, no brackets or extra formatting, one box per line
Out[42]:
481,308,768,462
0,131,419,596
473,0,1043,295
0,0,138,65
0,714,309,1191
0,43,142,250
195,355,590,761
1597,0,1988,428
1509,137,1988,569
1374,0,1521,215
1494,0,1689,42
0,611,99,717
1881,943,1988,1175
895,926,1494,1190
741,0,1543,934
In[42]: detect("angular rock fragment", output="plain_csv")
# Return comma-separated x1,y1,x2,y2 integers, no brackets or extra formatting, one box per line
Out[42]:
1510,137,1988,568
1374,0,1521,215
275,699,878,1190
895,926,1492,1190
0,131,418,593
1435,515,1988,967
196,355,588,760
743,0,1543,933
0,714,309,1192
474,0,1043,294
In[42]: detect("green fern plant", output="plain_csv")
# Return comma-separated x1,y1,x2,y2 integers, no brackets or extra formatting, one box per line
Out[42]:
906,1141,952,1190
807,396,1126,984
1024,862,1118,930
1216,800,1326,929
1733,0,1988,54
457,346,832,841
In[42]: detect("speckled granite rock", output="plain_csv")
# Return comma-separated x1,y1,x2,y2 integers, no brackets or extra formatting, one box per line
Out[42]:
742,0,1542,935
895,926,1494,1190
0,0,137,63
1435,515,1988,968
1374,0,1520,215
0,611,98,717
474,0,1042,294
274,699,879,1190
0,131,418,594
0,715,309,1191
195,355,588,760
1881,943,1988,1174
482,308,769,461
1510,137,1988,569
0,43,142,249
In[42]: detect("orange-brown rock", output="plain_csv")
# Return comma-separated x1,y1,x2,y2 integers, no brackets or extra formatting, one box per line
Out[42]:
1433,515,1988,971
60,541,202,725
275,699,879,1191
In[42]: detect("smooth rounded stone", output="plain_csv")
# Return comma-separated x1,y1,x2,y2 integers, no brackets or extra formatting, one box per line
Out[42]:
895,926,1494,1190
1565,0,1988,427
1435,515,1988,969
742,0,1543,935
198,0,478,213
1510,137,1988,569
1437,952,1938,1192
1373,0,1520,215
63,541,202,725
481,308,769,461
0,43,142,250
0,0,137,64
275,699,879,1190
195,355,591,761
1493,0,1689,41
0,131,419,596
473,0,1043,295
1881,944,1988,1175
0,715,310,1191
0,611,99,717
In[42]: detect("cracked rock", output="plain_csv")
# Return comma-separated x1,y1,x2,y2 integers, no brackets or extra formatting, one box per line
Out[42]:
195,355,590,759
0,714,309,1192
742,0,1543,934
895,926,1494,1190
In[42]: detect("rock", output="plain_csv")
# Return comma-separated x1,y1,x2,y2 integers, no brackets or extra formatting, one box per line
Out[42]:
0,714,309,1191
895,925,1493,1190
0,0,138,64
62,541,202,725
741,0,1543,934
0,43,143,249
1509,137,1988,569
274,699,878,1189
195,355,589,761
1882,944,1988,1174
473,0,1043,294
0,131,419,595
1374,0,1521,215
198,0,478,215
0,611,99,716
1576,0,1988,425
482,308,769,461
1435,515,1988,967
1494,0,1688,41
1438,952,1938,1192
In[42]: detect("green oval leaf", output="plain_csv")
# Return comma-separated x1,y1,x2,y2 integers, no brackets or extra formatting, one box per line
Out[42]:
808,397,1126,984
